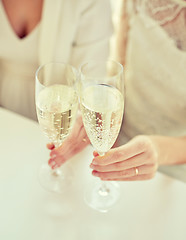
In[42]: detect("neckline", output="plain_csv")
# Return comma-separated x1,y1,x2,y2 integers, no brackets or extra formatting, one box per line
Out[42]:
0,1,41,42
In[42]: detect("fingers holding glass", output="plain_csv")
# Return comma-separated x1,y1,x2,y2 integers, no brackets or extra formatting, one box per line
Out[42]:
90,135,159,182
90,149,158,181
92,164,157,181
90,151,150,172
47,120,90,169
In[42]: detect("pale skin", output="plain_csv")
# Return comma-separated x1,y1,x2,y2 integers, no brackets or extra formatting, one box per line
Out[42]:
47,114,90,170
48,115,186,181
2,0,43,38
90,135,186,181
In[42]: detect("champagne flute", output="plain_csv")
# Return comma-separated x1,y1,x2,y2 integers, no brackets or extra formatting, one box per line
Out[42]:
35,62,78,193
79,60,124,212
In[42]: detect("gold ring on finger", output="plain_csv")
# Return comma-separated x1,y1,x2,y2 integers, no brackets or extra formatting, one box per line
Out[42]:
135,167,139,176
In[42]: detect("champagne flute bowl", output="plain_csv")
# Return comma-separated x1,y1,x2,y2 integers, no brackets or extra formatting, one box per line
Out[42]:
79,60,124,212
35,62,78,193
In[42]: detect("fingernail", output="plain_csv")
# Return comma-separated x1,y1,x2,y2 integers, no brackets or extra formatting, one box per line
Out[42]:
51,154,56,158
92,171,99,177
90,164,94,169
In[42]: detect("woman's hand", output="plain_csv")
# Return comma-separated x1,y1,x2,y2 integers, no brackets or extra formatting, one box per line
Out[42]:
90,135,159,181
47,114,90,169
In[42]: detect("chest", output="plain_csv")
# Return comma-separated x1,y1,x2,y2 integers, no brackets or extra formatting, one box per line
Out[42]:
1,0,43,38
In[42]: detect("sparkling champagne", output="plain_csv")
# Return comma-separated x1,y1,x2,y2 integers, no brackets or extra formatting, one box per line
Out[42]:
81,84,124,154
36,84,78,145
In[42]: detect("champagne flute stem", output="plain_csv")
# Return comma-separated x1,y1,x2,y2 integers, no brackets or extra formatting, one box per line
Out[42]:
98,180,110,196
98,152,110,196
51,141,62,177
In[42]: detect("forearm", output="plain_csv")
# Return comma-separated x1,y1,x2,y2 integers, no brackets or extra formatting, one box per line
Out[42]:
150,135,186,166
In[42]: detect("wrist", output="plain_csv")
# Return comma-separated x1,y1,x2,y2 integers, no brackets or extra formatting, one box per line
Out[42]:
149,135,186,166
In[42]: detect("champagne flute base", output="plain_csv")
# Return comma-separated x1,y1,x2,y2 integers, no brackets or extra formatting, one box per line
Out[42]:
38,163,73,194
84,180,120,212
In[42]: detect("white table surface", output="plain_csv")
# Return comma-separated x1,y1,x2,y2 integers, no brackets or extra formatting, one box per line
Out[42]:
0,107,186,240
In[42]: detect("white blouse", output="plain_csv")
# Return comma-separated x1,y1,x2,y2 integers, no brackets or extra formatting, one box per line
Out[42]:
0,0,113,120
0,2,40,120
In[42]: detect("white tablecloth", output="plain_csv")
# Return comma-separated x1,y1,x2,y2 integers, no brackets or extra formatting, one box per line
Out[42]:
0,108,186,240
